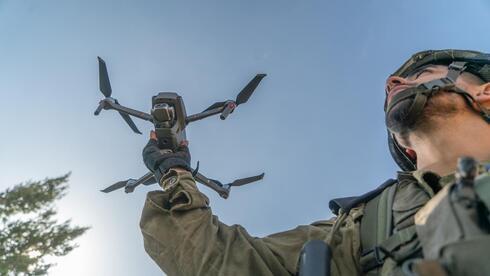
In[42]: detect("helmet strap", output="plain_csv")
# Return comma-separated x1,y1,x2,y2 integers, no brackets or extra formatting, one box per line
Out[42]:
386,61,490,127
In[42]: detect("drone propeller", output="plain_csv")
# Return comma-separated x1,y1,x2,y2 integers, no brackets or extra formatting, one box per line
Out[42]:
236,74,267,105
208,173,265,188
118,112,142,134
100,173,157,193
100,179,128,193
228,173,265,187
96,57,142,134
98,56,112,98
201,74,267,113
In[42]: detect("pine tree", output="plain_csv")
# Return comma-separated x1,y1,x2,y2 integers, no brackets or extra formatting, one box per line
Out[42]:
0,173,89,275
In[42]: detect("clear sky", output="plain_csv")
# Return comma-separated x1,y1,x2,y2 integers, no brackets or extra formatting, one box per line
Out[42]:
1,0,489,275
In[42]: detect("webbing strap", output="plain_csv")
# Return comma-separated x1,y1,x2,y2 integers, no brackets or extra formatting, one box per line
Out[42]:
404,92,428,129
386,61,466,124
382,226,417,252
383,183,397,239
360,183,398,273
360,194,382,275
360,225,418,272
402,61,465,125
447,61,467,81
361,194,381,254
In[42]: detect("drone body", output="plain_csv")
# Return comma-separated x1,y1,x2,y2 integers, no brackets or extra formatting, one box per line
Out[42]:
151,92,187,150
95,57,267,198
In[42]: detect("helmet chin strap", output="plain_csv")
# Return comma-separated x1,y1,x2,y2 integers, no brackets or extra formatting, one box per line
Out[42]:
385,61,490,128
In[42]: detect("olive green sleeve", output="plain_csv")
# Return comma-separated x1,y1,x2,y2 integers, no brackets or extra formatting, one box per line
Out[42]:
139,171,333,276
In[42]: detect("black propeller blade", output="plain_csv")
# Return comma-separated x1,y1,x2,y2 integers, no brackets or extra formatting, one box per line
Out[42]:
98,56,112,98
101,172,155,194
100,179,129,193
200,74,266,113
229,173,265,187
118,112,142,134
236,74,266,105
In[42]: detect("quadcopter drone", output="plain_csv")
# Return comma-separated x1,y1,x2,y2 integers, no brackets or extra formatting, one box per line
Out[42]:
95,57,266,199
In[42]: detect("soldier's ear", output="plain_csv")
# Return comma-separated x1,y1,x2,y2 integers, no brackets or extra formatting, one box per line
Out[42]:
393,132,416,159
476,83,490,104
405,148,417,160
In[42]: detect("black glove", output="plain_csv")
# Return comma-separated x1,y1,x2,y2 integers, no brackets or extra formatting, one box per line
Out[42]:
142,139,191,183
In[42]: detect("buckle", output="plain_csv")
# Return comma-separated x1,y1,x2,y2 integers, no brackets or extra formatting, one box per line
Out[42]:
448,61,467,72
360,247,386,272
373,246,386,265
420,78,453,90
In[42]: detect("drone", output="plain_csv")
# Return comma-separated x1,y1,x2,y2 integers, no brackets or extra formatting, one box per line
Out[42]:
95,57,266,199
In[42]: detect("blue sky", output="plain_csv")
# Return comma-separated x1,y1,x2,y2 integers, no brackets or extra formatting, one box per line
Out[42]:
1,0,490,275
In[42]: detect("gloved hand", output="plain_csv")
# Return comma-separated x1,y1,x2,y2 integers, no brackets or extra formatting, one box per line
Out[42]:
142,131,191,183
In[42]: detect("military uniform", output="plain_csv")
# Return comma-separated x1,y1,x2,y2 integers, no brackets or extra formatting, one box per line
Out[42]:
140,49,490,276
139,167,454,276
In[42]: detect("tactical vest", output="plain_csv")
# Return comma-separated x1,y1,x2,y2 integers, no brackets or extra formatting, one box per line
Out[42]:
330,178,420,275
330,167,490,276
412,167,490,276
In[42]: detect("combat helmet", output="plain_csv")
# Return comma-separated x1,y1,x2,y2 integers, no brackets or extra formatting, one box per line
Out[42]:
385,49,490,171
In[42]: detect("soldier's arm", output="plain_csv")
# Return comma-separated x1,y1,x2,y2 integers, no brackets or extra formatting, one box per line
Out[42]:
140,170,333,276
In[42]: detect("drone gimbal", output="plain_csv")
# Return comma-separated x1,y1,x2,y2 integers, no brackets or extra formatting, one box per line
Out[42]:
95,57,266,199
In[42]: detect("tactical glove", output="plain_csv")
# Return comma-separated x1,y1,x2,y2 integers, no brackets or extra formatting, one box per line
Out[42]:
142,138,191,183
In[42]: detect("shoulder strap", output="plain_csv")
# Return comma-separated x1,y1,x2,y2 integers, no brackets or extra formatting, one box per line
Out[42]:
329,178,419,274
360,225,418,273
359,179,423,274
360,182,398,274
328,179,397,215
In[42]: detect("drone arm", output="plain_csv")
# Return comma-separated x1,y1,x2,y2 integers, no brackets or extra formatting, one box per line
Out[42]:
94,101,105,115
185,106,225,124
104,100,154,122
194,172,230,199
101,170,231,198
124,172,155,193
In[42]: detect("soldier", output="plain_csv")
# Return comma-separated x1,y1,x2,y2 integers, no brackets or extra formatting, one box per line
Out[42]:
140,49,490,275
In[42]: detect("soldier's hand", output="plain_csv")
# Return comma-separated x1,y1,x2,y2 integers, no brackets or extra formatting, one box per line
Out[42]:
142,131,191,182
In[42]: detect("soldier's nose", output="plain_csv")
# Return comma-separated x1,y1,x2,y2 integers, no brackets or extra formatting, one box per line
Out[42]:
385,76,409,94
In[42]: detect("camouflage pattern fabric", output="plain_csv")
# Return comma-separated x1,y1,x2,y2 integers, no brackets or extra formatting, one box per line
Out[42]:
391,49,484,78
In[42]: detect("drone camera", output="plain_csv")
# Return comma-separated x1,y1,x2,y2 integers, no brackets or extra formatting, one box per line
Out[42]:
152,103,175,126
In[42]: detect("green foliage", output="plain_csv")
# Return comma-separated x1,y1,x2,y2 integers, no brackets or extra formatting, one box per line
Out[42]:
0,174,89,275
